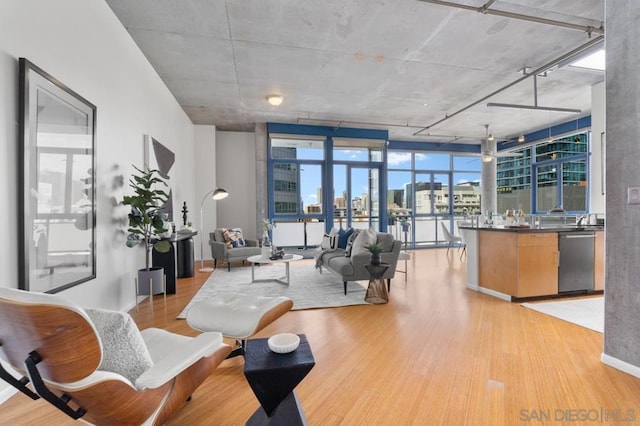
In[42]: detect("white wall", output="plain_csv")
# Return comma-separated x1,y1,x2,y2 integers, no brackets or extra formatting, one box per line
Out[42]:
216,131,258,239
590,81,606,213
194,125,217,262
0,0,195,312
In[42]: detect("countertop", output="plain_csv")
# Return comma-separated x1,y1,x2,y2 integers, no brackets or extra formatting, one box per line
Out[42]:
459,224,604,233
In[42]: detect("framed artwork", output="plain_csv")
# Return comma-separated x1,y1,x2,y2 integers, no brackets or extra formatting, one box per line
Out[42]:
18,58,97,293
144,134,175,221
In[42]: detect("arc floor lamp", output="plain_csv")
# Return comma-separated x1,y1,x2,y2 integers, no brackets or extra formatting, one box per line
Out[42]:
199,187,229,272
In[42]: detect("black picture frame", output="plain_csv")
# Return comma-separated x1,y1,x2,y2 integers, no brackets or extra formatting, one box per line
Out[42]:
18,58,97,293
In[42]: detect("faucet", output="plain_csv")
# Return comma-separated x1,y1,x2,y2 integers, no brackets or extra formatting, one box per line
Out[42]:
576,215,587,226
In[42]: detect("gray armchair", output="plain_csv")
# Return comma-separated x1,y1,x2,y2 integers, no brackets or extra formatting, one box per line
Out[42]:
209,228,261,271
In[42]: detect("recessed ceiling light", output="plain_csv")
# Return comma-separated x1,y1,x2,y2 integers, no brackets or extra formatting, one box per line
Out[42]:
423,103,429,107
267,94,284,106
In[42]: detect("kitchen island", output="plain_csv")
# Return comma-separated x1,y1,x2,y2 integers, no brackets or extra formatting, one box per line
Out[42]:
460,225,604,301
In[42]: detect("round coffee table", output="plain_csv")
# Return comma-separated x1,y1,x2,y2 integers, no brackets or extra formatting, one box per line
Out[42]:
247,254,303,285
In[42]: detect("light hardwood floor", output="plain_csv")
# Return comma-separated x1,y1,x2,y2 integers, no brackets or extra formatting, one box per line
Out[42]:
1,249,639,425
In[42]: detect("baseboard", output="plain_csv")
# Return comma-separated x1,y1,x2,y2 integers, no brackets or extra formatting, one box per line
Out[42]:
466,282,479,291
478,286,512,302
0,387,17,405
601,353,640,379
0,380,17,405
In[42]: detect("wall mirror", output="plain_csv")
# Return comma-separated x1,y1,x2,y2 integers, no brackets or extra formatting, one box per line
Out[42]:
18,58,97,293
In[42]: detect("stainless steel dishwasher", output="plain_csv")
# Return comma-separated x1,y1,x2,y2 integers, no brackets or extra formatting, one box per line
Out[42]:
558,232,595,293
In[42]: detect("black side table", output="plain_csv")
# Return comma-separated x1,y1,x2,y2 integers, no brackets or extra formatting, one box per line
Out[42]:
244,334,315,425
364,263,390,304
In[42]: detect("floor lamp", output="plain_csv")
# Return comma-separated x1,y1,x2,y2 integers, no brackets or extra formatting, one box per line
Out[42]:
199,187,229,272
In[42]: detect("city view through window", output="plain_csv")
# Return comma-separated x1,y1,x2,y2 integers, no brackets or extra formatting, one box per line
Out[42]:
270,133,588,248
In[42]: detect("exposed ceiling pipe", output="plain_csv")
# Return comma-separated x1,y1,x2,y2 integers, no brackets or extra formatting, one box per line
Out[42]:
416,0,604,35
478,0,498,14
413,35,604,136
486,102,581,114
485,72,581,113
297,117,424,129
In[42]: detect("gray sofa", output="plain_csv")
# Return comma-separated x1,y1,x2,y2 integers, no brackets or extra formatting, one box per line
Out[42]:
209,228,261,271
315,230,401,295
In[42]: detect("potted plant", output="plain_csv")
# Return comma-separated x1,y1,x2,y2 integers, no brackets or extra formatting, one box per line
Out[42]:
122,166,172,295
261,218,276,258
399,217,410,232
366,242,384,266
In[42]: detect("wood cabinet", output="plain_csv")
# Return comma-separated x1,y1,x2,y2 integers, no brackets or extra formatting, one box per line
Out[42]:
473,227,605,300
516,233,558,297
594,230,605,290
479,231,558,298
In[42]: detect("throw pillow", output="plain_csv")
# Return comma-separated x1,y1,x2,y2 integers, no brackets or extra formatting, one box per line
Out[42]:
321,233,338,251
344,229,361,257
222,229,233,249
338,228,354,249
230,228,246,247
85,308,154,384
351,227,377,256
223,228,246,248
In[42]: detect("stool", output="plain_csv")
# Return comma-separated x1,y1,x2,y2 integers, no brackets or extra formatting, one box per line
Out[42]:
186,294,293,358
244,334,315,425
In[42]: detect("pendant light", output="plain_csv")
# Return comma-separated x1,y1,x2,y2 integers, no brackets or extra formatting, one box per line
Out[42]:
517,108,525,143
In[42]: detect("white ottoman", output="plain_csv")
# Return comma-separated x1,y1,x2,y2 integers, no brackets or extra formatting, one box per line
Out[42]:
186,293,293,357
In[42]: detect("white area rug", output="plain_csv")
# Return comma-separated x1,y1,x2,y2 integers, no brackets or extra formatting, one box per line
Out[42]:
521,297,604,333
178,262,369,318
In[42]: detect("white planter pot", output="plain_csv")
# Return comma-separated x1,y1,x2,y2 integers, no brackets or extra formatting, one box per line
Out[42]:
262,246,271,259
137,267,164,295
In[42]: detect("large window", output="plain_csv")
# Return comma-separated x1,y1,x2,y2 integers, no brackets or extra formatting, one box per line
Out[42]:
333,139,384,230
497,148,532,213
387,151,480,248
268,133,386,247
498,133,588,213
271,138,324,216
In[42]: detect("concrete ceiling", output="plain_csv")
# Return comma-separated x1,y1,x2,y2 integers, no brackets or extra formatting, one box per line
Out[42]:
105,0,604,144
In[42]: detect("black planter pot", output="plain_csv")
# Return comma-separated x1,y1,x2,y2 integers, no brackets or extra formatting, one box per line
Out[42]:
370,253,381,266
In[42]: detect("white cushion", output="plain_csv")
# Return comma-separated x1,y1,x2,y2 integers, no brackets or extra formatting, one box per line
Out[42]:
85,309,154,384
136,329,226,390
186,294,292,338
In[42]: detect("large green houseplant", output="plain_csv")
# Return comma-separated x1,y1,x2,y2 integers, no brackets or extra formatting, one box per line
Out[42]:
122,166,172,294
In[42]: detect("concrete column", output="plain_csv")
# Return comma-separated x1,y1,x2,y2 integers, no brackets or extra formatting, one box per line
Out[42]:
255,123,268,238
480,138,497,215
602,0,640,377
